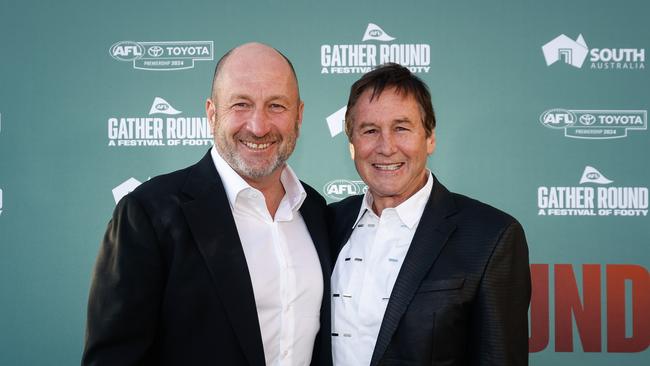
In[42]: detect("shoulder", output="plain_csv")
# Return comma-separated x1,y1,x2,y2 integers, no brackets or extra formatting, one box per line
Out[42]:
300,180,327,208
328,194,363,214
116,164,196,220
327,194,363,228
447,192,524,241
131,165,193,199
453,193,517,224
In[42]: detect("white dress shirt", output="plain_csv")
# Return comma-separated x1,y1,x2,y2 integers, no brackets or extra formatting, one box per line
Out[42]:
211,147,324,366
331,173,433,366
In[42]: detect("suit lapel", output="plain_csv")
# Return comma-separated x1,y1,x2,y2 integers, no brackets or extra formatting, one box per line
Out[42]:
370,177,458,366
335,197,364,263
181,151,265,366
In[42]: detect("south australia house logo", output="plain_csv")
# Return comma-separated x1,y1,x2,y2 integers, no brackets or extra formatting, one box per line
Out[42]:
539,108,647,139
542,34,645,70
107,97,213,147
321,23,431,74
542,34,589,68
110,40,214,71
537,166,648,217
323,179,368,201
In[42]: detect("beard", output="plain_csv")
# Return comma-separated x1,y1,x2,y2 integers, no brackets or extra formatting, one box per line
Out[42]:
214,123,298,180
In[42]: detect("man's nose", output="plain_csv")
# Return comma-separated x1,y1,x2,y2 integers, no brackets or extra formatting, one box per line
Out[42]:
247,108,272,137
377,131,397,155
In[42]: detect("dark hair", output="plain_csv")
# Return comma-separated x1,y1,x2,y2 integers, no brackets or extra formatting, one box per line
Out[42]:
345,63,435,138
210,44,299,100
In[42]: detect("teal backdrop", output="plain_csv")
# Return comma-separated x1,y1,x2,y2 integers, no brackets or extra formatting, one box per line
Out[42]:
1,0,648,364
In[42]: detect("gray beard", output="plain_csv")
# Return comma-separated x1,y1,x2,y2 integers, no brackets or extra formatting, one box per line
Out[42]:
217,143,287,180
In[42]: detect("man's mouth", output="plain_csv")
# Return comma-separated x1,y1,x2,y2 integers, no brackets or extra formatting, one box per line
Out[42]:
373,163,404,171
241,140,273,150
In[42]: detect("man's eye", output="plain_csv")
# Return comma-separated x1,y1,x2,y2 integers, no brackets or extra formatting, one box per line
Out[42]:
395,126,410,132
269,103,287,112
232,103,250,110
362,129,377,135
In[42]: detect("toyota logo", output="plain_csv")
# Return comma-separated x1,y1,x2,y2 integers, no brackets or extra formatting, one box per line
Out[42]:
147,46,164,57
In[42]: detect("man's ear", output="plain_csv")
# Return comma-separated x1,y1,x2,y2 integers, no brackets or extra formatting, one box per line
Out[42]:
426,129,435,155
206,98,217,132
297,100,304,130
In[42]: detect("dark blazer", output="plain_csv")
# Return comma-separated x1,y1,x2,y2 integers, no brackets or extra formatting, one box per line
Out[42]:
329,176,530,366
82,151,332,366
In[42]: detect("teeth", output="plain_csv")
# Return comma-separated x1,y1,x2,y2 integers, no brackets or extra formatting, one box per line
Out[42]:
242,141,271,150
374,163,402,171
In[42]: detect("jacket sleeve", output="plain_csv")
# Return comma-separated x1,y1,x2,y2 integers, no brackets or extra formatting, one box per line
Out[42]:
82,194,165,366
470,221,531,366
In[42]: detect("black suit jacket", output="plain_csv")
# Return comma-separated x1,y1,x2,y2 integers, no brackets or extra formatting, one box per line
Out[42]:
83,151,332,366
329,176,530,366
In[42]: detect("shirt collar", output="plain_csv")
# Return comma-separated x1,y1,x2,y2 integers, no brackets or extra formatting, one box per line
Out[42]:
278,162,307,214
352,171,434,229
210,146,306,213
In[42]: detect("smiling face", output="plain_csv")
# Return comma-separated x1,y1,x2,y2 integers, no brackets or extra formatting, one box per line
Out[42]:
349,87,435,213
206,43,303,186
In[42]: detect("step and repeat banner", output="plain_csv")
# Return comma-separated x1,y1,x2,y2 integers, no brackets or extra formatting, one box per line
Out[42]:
0,0,648,364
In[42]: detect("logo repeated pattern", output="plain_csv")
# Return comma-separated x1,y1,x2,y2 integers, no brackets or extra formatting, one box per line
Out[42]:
107,97,213,147
542,34,645,70
110,40,214,71
537,166,648,217
539,109,647,139
320,23,431,74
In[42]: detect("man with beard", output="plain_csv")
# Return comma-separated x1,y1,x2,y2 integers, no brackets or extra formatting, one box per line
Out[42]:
83,43,331,366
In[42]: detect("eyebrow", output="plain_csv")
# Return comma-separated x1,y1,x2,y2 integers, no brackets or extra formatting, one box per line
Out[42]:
358,118,414,129
358,121,379,130
230,94,290,100
227,94,292,103
393,118,413,124
227,94,252,102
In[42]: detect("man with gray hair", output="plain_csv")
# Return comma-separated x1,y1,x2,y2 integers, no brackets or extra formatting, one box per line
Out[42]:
83,43,331,366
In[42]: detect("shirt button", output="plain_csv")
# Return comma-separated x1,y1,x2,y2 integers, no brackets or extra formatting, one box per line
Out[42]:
282,350,289,358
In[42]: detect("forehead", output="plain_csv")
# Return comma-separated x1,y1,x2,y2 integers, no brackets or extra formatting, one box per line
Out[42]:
352,87,421,123
215,49,298,99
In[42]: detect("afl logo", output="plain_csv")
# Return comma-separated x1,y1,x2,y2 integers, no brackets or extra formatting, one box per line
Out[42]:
110,41,144,61
539,108,576,129
586,172,601,180
323,179,367,201
155,103,169,112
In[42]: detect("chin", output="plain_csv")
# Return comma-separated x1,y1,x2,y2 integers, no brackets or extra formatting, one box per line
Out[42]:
369,186,400,198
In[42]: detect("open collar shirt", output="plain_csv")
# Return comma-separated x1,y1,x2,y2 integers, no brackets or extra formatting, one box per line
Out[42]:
331,172,433,366
211,147,324,366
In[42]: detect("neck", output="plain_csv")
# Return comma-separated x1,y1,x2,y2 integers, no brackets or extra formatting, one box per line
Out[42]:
371,197,401,216
371,171,428,216
242,168,286,219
